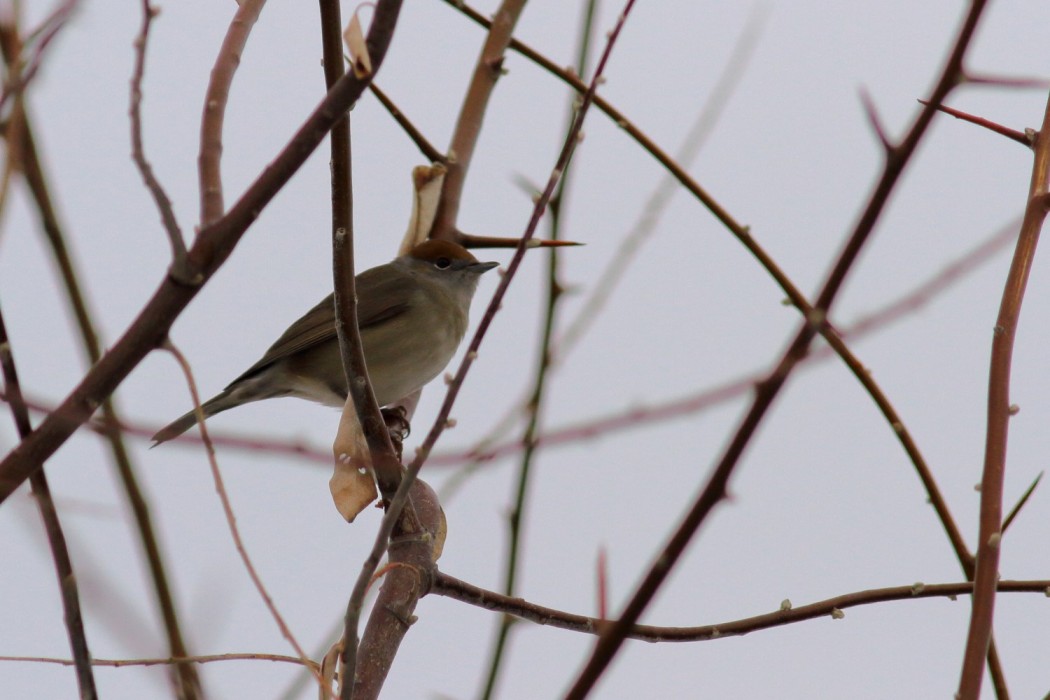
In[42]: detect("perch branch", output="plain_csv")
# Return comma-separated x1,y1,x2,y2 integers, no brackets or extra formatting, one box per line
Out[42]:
0,0,405,505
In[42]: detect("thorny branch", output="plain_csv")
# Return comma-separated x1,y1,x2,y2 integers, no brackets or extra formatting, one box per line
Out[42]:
957,90,1050,699
565,2,991,696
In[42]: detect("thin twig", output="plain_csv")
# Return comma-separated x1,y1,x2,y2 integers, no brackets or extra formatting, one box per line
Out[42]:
859,87,893,152
0,653,316,669
0,0,77,116
319,1,366,690
130,0,190,276
921,99,1030,147
554,6,767,358
198,0,267,226
368,82,445,164
433,572,1050,643
0,304,96,698
319,0,401,504
566,3,990,695
161,341,329,693
480,2,598,697
1001,471,1042,534
963,72,1050,90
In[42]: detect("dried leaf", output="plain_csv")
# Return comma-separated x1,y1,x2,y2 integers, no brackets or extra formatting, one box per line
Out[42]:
398,164,447,255
330,400,378,522
343,10,372,78
321,640,341,700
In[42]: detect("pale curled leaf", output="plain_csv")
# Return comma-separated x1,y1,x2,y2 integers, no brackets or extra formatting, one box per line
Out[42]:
343,10,372,79
331,399,378,522
399,164,447,255
320,641,341,700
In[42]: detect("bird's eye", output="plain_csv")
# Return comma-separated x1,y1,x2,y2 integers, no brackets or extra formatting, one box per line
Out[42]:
434,257,452,269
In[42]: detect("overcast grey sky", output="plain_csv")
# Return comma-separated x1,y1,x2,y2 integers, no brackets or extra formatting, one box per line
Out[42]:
3,1,1050,698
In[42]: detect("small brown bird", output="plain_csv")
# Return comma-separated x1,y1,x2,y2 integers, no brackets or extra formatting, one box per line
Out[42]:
152,240,497,443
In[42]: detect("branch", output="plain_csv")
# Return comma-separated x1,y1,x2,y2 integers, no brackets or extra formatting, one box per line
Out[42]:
442,2,972,580
198,0,267,225
0,652,315,669
0,0,76,115
349,480,444,699
480,2,599,696
565,2,991,695
0,0,406,505
0,302,97,699
367,82,445,164
0,14,205,699
433,572,1050,642
162,341,328,693
315,2,413,695
958,92,1050,699
130,0,189,277
920,99,1030,147
338,3,638,697
430,0,528,240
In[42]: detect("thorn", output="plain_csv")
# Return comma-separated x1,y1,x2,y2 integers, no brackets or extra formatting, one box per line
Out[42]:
961,71,1050,90
456,232,584,248
859,87,892,152
596,547,608,620
1002,471,1043,534
918,99,1029,147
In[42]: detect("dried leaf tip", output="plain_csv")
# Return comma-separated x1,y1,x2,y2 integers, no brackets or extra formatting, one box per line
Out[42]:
343,9,372,78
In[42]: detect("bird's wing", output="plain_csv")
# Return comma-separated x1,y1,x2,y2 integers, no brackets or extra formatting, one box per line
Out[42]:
227,267,412,387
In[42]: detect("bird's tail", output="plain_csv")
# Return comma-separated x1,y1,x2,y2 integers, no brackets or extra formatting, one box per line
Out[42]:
151,390,242,445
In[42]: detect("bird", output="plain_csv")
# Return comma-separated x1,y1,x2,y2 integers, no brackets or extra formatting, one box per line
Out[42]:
152,239,498,443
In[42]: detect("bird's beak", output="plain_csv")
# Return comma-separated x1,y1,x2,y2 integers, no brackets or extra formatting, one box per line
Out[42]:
469,261,499,274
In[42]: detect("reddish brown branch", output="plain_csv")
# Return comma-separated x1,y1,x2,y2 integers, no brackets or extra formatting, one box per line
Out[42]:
921,99,1030,147
443,2,973,585
0,304,97,699
349,481,443,699
368,82,445,164
338,6,638,698
479,3,599,694
565,3,990,696
198,0,267,225
130,0,189,275
0,0,405,505
162,341,326,691
431,0,528,240
958,93,1050,699
315,2,411,695
434,572,1050,643
0,652,316,669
